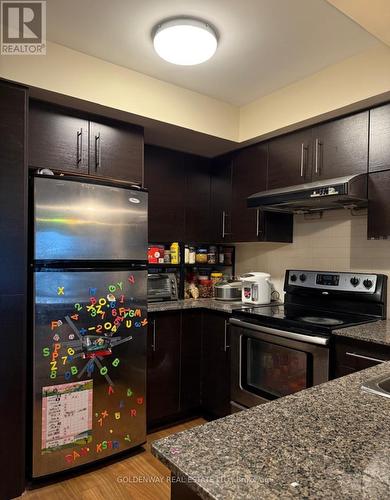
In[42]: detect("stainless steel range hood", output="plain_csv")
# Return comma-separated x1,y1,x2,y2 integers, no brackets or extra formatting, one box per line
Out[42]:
247,174,368,213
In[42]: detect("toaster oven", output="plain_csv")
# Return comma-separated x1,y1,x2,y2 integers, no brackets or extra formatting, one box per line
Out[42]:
147,273,178,302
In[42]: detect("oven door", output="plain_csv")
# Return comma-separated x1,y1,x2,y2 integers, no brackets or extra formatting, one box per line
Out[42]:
230,318,329,410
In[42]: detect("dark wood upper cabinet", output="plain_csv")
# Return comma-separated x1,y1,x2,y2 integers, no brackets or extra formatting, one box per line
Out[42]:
89,119,143,184
267,128,312,189
369,103,390,173
144,145,186,242
185,155,212,243
201,311,231,419
29,100,89,174
210,154,233,243
147,312,181,426
29,100,143,183
180,311,202,412
231,144,268,242
367,170,390,239
312,111,369,180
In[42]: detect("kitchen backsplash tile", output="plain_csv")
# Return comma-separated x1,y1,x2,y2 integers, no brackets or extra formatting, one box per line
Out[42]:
235,211,390,314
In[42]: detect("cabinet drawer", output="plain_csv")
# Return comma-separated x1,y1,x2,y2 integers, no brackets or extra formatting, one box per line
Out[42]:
332,337,390,378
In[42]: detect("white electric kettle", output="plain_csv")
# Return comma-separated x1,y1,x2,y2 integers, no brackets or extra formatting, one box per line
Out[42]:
241,272,272,305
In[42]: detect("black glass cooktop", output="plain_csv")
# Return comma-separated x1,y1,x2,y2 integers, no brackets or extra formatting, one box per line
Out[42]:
232,303,379,335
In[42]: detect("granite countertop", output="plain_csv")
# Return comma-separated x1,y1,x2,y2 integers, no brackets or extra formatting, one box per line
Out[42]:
152,362,390,499
333,320,390,347
147,298,244,314
148,299,390,346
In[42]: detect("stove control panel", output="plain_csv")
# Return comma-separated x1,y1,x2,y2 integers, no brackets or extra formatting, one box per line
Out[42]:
287,271,378,293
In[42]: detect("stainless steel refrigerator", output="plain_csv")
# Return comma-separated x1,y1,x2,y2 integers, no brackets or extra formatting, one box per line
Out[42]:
31,174,148,478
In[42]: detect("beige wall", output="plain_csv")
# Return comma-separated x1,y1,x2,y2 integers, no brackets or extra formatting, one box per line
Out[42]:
235,211,390,313
239,45,390,141
0,41,239,141
2,42,390,143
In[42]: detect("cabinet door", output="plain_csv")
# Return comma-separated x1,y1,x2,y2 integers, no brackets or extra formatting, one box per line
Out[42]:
231,144,268,242
29,100,89,174
144,146,186,242
147,312,181,426
368,171,390,239
259,211,293,243
369,104,390,173
180,311,202,412
210,154,233,243
0,82,27,500
185,156,212,243
312,111,368,180
332,337,390,379
201,312,231,418
267,129,312,189
89,120,143,184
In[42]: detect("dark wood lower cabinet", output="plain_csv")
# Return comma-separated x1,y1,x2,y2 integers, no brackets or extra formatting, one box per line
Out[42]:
147,310,202,428
332,336,390,378
147,312,181,426
147,309,229,427
180,311,202,412
201,311,231,418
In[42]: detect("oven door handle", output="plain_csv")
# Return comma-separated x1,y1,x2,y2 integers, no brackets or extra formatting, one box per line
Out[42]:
229,318,329,346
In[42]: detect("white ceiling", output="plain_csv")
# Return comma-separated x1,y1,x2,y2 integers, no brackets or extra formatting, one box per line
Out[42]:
46,0,379,106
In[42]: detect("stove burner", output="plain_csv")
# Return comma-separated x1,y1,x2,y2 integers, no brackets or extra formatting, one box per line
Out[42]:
298,316,344,326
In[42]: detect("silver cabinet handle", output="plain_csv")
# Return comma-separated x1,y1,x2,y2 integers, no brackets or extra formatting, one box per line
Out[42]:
315,138,321,175
300,143,305,177
76,128,83,165
95,132,101,170
346,352,385,364
222,210,226,239
256,209,262,238
152,319,156,352
224,320,230,351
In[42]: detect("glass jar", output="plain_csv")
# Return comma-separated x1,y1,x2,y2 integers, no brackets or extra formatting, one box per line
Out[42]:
196,248,208,264
164,250,171,263
189,246,196,264
198,278,213,298
208,245,217,264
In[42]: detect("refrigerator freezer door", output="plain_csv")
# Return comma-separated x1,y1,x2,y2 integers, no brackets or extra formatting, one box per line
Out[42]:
32,269,147,477
34,176,147,261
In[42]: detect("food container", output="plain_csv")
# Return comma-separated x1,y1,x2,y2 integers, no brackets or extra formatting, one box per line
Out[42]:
196,248,208,264
170,242,180,264
164,250,171,263
184,245,189,264
198,278,213,298
208,246,217,264
148,245,164,264
214,280,242,301
189,246,196,264
211,272,223,296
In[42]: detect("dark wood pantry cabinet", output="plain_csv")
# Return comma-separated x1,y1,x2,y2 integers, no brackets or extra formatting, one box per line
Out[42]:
0,80,28,500
209,153,233,243
201,311,231,418
29,100,144,183
144,145,187,242
231,144,293,243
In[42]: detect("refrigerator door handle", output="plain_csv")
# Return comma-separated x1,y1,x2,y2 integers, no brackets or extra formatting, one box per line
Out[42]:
152,319,157,352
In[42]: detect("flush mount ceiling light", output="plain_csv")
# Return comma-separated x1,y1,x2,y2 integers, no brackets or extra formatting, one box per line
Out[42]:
153,18,218,66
